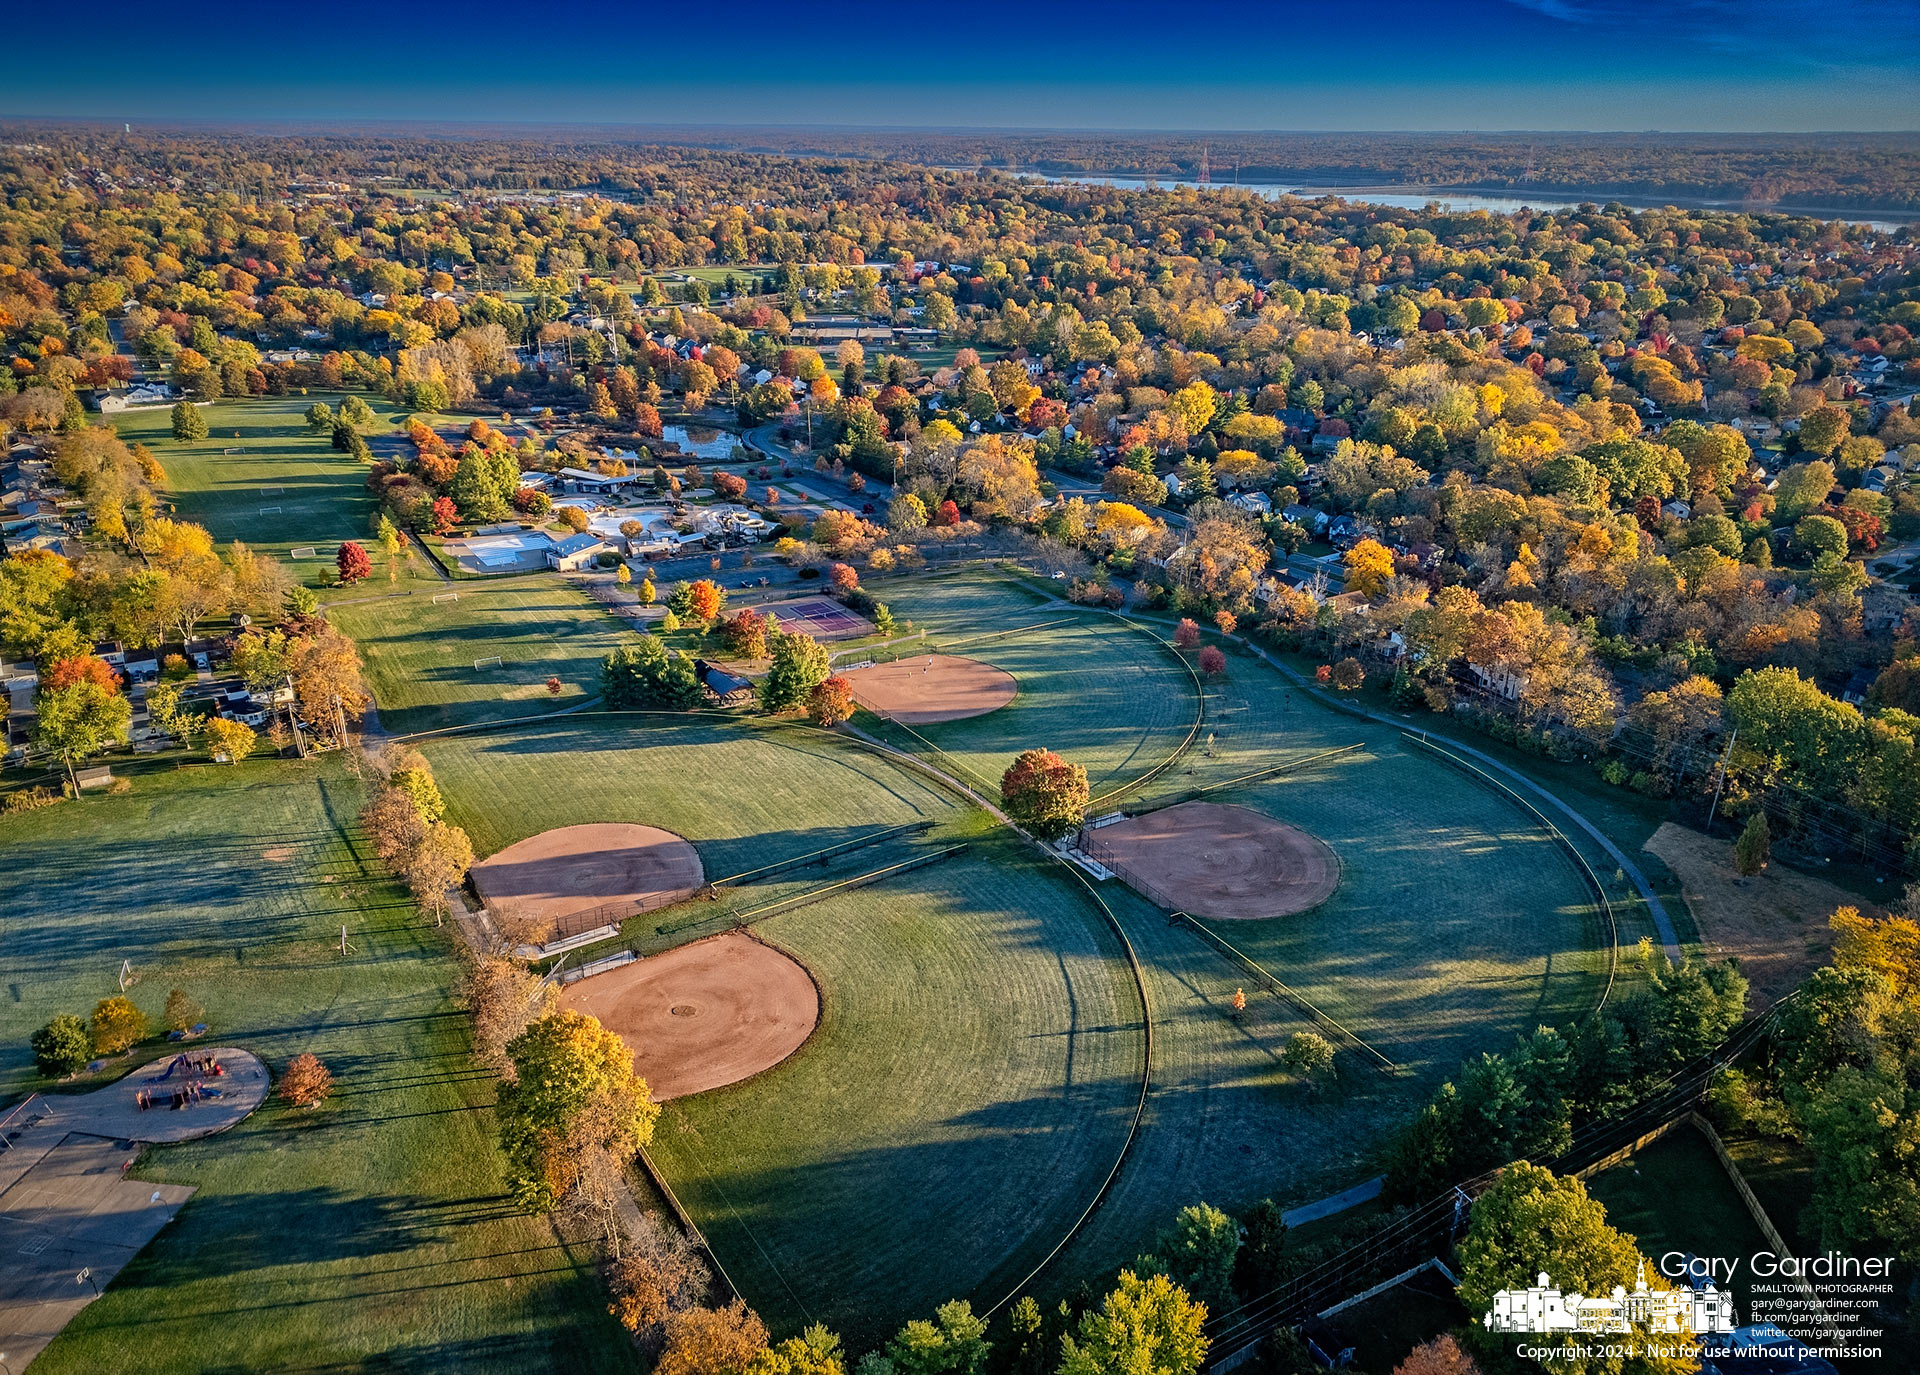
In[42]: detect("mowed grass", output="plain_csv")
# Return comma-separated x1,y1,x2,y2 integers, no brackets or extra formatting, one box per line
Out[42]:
869,575,1198,797
1115,638,1609,1070
1,756,632,1374
328,573,644,734
1586,1123,1775,1310
112,395,408,578
654,837,1141,1347
422,715,1144,1345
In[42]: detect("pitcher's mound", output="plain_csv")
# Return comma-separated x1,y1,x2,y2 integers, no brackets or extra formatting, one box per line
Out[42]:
844,654,1016,724
1084,801,1339,920
560,932,818,1099
471,823,703,929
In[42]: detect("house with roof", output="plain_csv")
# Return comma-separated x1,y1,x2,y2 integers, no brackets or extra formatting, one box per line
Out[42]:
1282,503,1329,533
1226,490,1272,516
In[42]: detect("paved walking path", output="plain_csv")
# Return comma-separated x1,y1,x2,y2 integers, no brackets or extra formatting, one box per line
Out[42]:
1283,1175,1384,1227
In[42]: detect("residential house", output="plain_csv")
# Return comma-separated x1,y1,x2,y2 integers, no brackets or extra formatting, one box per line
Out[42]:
1282,503,1329,533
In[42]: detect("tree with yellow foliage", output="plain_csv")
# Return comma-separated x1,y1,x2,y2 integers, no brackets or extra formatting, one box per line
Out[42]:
1343,538,1395,598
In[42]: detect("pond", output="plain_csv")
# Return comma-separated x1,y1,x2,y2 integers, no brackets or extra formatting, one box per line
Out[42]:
660,424,747,462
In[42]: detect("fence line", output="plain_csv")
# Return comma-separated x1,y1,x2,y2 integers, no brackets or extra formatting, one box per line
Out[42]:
728,845,969,927
1164,912,1401,1076
1117,743,1368,819
540,885,707,942
709,820,936,887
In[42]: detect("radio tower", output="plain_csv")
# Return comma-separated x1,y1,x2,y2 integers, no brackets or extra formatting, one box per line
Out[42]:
1198,142,1211,186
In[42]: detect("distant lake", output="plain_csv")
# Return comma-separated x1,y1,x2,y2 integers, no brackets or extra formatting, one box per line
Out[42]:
1024,172,1914,233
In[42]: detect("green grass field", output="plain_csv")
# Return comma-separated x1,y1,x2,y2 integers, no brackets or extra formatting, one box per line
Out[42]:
422,715,1143,1345
415,576,1607,1338
327,573,643,734
1587,1123,1775,1309
1,755,632,1373
801,577,1607,1290
111,395,408,579
1106,628,1611,1070
865,575,1199,798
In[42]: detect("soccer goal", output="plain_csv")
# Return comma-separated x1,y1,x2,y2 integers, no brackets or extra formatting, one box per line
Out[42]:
473,655,504,670
290,546,318,559
259,486,283,496
432,591,460,604
258,505,282,515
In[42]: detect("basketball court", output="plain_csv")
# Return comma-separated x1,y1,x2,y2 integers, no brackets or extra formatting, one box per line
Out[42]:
559,931,818,1099
842,654,1017,724
1083,801,1340,920
471,823,704,931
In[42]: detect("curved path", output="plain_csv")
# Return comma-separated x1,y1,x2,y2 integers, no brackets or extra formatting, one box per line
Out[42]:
1136,615,1681,955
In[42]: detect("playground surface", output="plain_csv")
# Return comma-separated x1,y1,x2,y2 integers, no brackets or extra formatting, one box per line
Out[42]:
471,823,705,931
1083,801,1341,920
0,1049,267,1368
843,654,1018,725
559,932,818,1100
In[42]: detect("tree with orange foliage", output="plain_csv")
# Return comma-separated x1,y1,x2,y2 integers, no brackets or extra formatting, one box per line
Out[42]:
657,1301,768,1375
280,1053,333,1107
807,675,856,726
1000,748,1091,839
1394,1335,1480,1375
685,579,725,625
43,656,121,694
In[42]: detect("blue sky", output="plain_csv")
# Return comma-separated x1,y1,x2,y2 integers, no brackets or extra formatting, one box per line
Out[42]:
6,0,1915,131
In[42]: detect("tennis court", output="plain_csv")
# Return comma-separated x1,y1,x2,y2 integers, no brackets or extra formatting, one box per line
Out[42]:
767,596,872,640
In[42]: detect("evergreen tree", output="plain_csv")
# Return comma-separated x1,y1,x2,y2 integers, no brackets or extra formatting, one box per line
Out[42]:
1734,811,1771,875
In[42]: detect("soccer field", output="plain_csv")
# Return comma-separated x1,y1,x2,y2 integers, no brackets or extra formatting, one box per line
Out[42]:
111,395,408,576
327,574,644,733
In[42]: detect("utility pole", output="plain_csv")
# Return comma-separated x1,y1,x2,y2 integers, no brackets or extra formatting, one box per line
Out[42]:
284,674,307,758
1705,728,1738,831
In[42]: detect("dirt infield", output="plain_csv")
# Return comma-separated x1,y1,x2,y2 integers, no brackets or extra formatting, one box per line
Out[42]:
1085,801,1340,920
471,823,704,928
843,654,1017,725
560,931,818,1099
